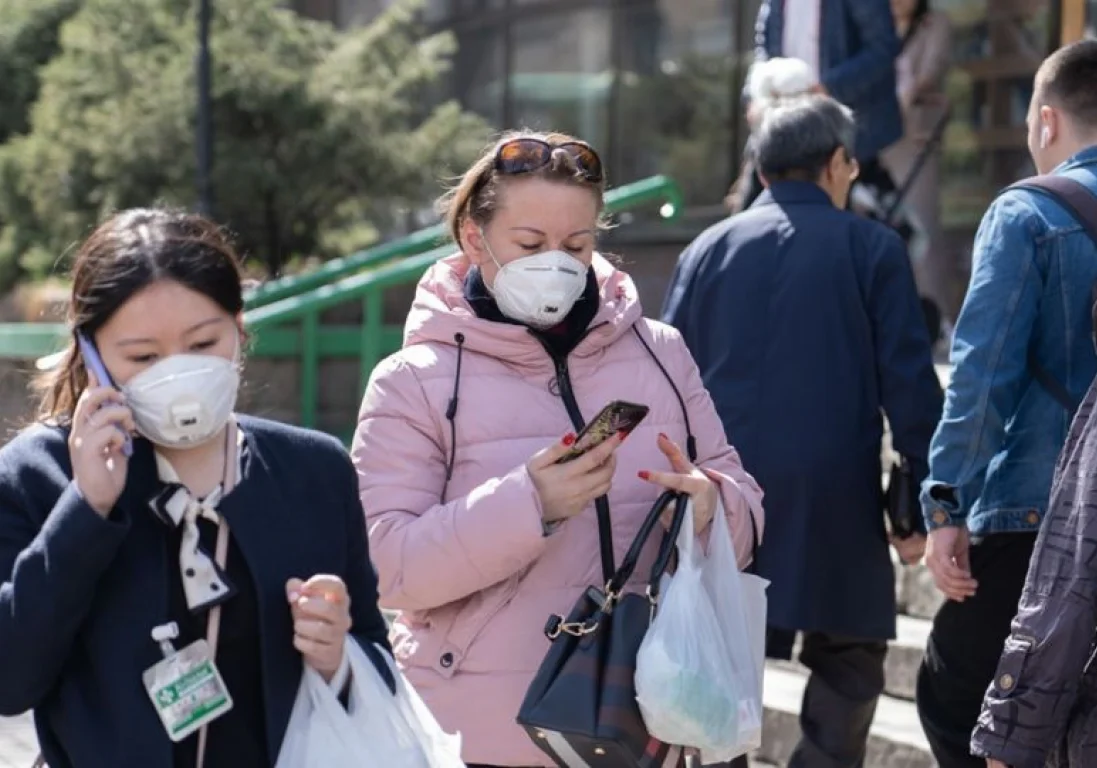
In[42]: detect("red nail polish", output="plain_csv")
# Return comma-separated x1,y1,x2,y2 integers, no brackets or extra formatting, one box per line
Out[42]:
658,433,669,441
638,470,650,480
617,429,629,441
562,433,577,446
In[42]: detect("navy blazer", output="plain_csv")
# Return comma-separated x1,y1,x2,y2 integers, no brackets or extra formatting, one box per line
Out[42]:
752,0,903,160
662,182,942,639
0,415,393,767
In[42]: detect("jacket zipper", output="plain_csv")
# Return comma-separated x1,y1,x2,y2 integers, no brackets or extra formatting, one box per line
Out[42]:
533,323,616,582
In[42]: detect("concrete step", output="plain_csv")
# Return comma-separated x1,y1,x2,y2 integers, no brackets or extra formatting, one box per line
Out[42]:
758,663,934,768
775,614,930,703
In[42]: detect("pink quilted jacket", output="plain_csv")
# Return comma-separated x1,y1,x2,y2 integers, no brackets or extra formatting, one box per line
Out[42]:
351,253,765,766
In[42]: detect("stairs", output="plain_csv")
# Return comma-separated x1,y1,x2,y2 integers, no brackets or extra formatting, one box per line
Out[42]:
753,555,943,768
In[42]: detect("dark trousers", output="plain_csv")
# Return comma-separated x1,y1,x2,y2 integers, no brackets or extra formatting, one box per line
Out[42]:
915,532,1038,768
780,632,888,768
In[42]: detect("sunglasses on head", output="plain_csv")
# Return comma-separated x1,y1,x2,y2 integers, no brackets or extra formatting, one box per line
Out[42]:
493,138,604,183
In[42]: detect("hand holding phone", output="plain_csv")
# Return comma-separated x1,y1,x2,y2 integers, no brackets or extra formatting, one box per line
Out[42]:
77,333,133,458
527,400,649,524
70,334,136,516
555,401,650,464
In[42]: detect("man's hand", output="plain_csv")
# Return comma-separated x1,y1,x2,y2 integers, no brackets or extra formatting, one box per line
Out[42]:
926,525,978,601
891,533,926,565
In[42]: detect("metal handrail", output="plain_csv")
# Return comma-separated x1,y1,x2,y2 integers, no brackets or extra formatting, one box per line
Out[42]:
245,174,684,328
0,174,685,435
244,224,446,310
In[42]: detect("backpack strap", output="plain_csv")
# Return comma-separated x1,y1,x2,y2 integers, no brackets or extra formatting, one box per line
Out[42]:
1007,175,1097,413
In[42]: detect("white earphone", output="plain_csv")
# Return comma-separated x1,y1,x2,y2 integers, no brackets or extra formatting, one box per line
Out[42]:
1040,125,1051,149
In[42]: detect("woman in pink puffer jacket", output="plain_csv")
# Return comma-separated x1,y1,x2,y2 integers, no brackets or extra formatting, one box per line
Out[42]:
350,131,765,768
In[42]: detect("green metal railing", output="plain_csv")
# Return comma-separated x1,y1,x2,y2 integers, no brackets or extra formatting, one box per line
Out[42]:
245,174,684,430
0,174,684,437
244,224,447,310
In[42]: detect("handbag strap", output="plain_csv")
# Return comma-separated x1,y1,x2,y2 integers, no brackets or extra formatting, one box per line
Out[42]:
605,490,684,598
645,494,691,602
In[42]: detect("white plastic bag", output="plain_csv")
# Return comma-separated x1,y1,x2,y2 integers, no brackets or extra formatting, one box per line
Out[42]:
275,639,464,768
634,500,768,764
701,501,768,764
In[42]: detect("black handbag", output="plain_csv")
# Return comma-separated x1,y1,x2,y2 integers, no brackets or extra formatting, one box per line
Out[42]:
885,456,923,539
516,489,690,768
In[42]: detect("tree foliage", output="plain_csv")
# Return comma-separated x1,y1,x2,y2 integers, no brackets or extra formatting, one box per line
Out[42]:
0,0,488,285
0,0,81,144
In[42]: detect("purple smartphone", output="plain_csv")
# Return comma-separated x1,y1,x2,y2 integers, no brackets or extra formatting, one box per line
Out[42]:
77,333,133,457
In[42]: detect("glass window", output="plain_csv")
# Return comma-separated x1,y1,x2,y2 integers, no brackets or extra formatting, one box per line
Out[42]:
507,8,613,147
613,0,738,213
1088,0,1097,37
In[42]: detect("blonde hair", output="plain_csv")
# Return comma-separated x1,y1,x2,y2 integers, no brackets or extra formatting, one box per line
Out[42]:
437,130,607,248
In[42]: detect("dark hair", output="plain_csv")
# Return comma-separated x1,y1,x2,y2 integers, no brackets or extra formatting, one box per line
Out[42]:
900,0,931,51
1036,39,1097,127
34,207,245,423
437,130,607,249
754,95,857,181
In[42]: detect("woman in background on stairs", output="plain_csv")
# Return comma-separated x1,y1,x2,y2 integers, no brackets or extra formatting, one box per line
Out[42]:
881,0,955,338
351,130,765,767
0,208,393,767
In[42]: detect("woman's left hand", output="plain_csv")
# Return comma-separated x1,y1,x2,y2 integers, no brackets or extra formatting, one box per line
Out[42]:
286,574,352,682
639,433,719,532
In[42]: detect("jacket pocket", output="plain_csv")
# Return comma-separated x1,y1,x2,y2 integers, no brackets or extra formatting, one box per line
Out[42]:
430,575,522,679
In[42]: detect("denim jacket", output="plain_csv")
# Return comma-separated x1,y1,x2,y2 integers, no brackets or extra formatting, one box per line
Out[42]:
921,146,1097,536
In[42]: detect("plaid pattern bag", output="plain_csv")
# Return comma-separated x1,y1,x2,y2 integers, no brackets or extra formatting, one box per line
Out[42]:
516,490,690,768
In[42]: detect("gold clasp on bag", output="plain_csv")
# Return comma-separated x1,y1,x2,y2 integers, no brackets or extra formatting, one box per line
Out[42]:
644,585,659,623
546,616,601,639
601,581,623,612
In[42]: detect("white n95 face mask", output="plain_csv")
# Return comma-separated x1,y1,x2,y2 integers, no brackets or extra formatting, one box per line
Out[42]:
123,348,240,449
481,233,588,329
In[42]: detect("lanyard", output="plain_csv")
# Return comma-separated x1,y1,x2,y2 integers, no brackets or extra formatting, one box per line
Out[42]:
196,420,238,768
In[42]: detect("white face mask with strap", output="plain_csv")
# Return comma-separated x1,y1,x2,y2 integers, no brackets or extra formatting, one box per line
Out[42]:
479,229,588,329
122,336,241,449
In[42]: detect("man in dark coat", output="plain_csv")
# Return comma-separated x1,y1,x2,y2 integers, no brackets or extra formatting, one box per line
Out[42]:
662,94,943,768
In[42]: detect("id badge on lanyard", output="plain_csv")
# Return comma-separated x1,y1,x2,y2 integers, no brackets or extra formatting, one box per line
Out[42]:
142,421,239,768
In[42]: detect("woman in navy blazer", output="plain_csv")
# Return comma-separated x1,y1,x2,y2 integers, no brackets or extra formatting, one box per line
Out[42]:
0,208,392,767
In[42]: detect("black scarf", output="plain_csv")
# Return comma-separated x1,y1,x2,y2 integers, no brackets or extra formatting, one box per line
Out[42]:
464,265,600,359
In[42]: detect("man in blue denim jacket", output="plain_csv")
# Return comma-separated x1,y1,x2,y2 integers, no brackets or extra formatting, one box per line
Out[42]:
916,40,1097,768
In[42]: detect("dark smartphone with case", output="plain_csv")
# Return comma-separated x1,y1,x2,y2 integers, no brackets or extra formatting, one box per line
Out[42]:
556,400,650,464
